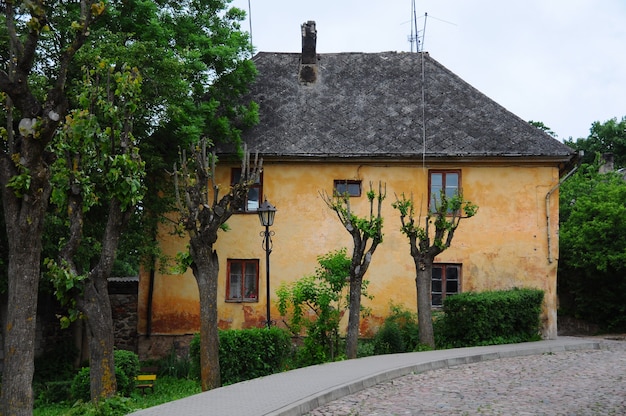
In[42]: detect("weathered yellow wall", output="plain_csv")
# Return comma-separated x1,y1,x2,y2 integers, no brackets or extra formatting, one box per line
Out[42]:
138,160,561,347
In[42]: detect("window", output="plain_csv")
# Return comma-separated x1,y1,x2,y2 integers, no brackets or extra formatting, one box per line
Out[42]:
231,168,262,212
429,170,460,211
226,259,259,302
432,264,461,307
333,180,362,197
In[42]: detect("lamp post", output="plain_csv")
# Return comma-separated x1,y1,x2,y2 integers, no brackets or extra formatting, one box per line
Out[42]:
257,198,276,328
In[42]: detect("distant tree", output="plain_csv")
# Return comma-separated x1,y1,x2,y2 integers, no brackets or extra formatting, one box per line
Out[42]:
558,161,626,331
392,191,477,348
172,140,261,390
565,116,626,168
529,120,558,138
321,182,385,359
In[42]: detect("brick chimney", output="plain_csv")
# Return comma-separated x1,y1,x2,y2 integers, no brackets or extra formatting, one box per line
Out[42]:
299,21,317,83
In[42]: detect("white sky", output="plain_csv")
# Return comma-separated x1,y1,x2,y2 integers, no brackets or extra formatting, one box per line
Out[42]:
230,0,626,141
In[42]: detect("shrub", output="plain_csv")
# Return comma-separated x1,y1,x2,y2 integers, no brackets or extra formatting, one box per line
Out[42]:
63,396,133,416
69,350,140,402
190,327,293,385
373,320,404,354
34,338,78,382
35,380,73,406
383,303,420,351
157,347,191,379
437,288,544,348
71,367,91,402
114,349,140,397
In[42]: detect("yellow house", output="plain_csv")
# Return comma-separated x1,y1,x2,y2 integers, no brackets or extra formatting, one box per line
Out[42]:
137,22,576,358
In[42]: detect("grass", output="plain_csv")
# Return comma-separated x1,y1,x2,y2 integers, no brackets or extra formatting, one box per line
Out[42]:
34,376,201,416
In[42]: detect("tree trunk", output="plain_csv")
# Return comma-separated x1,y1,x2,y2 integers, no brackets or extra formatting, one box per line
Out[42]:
82,277,117,402
415,258,435,348
191,244,221,391
0,155,50,416
345,275,363,359
0,242,42,416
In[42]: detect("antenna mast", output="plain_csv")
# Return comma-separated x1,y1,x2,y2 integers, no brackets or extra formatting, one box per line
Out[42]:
408,1,428,52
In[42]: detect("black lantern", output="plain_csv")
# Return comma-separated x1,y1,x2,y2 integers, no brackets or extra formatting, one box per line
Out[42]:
258,198,276,327
257,199,276,227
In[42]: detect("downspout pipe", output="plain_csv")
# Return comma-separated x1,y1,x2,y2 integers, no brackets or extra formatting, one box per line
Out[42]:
545,151,583,263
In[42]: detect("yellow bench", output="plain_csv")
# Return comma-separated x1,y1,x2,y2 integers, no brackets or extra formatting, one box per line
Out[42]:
135,374,157,394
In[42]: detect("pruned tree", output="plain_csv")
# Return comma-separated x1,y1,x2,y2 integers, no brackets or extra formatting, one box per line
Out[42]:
321,181,385,359
392,191,477,348
172,139,261,390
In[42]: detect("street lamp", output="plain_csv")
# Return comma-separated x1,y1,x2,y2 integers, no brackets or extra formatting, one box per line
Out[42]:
257,198,276,328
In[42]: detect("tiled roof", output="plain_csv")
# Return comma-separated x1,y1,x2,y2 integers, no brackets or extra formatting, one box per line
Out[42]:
236,51,574,162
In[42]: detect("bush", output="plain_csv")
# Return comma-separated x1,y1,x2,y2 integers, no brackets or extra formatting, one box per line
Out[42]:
69,350,140,402
35,380,73,406
114,349,140,397
71,367,91,402
383,303,420,352
373,321,404,354
63,396,133,416
34,338,78,382
190,327,293,385
437,288,544,348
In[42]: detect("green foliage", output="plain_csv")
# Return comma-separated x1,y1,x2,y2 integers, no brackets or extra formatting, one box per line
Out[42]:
277,249,352,364
436,288,544,348
565,116,626,168
35,376,201,416
114,349,140,397
59,395,134,416
558,161,626,331
69,350,140,402
393,190,477,252
34,338,78,382
35,381,73,407
71,367,92,402
373,304,421,354
189,328,292,385
156,348,192,379
373,321,404,354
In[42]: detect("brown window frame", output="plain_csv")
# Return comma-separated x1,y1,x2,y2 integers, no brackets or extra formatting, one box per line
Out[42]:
226,259,260,302
333,180,362,197
431,263,461,307
428,170,461,213
231,168,263,212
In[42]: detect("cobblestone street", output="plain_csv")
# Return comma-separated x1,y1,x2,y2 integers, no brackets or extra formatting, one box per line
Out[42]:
305,339,626,416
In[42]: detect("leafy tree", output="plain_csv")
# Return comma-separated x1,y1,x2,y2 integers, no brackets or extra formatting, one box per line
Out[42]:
565,116,626,168
0,2,105,414
529,120,558,138
321,182,385,359
1,0,255,411
277,249,354,364
172,140,261,390
392,190,477,348
45,62,145,402
558,161,626,331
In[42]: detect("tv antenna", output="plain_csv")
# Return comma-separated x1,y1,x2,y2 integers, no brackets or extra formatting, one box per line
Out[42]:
408,0,428,52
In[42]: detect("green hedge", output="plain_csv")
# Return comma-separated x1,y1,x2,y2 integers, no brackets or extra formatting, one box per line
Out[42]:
437,288,544,348
190,327,292,385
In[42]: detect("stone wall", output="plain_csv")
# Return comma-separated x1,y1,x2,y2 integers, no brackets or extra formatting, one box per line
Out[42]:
108,277,139,352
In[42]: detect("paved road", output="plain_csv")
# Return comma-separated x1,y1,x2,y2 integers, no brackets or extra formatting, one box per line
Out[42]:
305,338,626,416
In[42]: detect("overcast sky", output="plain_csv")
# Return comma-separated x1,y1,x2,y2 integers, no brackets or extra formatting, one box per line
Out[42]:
230,0,626,141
